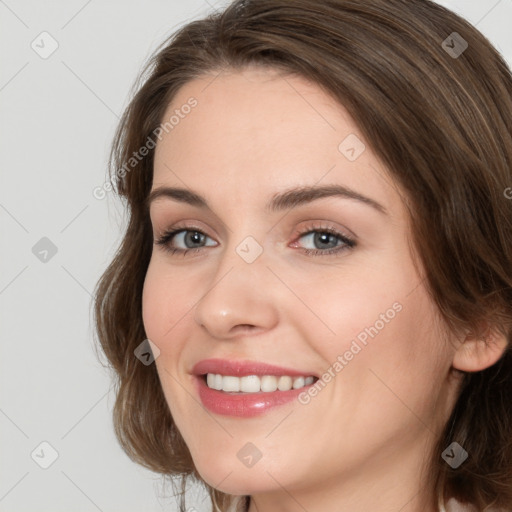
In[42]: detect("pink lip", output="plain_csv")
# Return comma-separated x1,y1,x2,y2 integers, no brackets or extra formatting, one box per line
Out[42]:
191,358,318,417
192,358,317,378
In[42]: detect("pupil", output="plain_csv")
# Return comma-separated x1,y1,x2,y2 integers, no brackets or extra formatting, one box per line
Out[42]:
315,232,336,249
186,231,204,247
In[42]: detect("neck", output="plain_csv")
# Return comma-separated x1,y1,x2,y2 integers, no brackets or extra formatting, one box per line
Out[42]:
245,446,440,512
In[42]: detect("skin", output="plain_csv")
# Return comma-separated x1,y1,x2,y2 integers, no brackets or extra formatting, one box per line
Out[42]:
142,66,508,512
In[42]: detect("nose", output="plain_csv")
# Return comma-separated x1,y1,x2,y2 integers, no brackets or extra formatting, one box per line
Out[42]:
193,244,279,339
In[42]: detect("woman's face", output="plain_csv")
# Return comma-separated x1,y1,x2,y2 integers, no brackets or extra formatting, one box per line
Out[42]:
142,66,460,510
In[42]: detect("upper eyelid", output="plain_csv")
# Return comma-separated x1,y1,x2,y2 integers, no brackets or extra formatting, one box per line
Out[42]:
150,206,231,237
149,195,372,237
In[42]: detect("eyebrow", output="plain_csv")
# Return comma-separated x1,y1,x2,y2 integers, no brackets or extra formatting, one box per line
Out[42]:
146,184,388,216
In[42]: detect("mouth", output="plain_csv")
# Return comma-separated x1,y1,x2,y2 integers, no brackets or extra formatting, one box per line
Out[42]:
192,359,321,416
191,358,321,416
201,373,319,394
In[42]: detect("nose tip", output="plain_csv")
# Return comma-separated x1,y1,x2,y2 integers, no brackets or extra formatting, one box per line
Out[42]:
193,265,279,340
194,305,262,339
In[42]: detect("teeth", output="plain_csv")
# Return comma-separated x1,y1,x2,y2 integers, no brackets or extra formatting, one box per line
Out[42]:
205,374,316,393
292,376,305,389
241,375,261,393
222,376,240,392
261,375,277,392
277,376,292,391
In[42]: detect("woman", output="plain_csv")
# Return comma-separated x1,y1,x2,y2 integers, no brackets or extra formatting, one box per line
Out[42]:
93,0,512,510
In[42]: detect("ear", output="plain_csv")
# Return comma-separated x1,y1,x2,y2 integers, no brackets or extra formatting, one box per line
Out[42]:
452,323,509,373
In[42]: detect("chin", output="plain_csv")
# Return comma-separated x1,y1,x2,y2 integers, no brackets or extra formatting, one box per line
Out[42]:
194,456,289,496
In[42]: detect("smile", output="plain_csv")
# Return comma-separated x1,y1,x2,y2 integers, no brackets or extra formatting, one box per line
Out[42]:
205,373,317,393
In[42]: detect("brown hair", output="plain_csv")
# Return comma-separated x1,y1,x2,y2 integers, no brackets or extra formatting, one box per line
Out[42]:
93,0,512,510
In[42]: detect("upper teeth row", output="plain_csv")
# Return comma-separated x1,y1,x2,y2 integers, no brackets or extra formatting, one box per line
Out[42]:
206,374,315,393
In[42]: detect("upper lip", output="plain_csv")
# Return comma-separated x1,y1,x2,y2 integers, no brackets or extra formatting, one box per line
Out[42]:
192,358,318,378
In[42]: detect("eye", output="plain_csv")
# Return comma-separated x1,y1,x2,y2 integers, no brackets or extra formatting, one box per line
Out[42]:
154,223,356,258
155,228,217,256
291,224,356,257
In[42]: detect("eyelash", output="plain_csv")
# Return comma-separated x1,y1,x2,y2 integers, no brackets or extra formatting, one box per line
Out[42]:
154,223,356,258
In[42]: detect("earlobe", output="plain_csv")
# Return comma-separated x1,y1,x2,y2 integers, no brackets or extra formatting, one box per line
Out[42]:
452,325,509,373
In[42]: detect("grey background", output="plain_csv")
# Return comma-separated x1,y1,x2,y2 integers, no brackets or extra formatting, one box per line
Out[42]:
1,1,511,511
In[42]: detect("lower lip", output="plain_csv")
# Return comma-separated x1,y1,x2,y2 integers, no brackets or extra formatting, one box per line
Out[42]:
195,375,314,417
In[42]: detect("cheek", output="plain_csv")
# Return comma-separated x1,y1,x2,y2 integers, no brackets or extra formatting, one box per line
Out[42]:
335,282,446,413
141,264,164,340
141,260,189,343
141,261,195,411
288,257,441,398
285,261,407,356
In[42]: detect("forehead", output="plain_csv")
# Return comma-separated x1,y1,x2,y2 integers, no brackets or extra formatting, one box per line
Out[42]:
152,66,399,217
155,66,351,165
